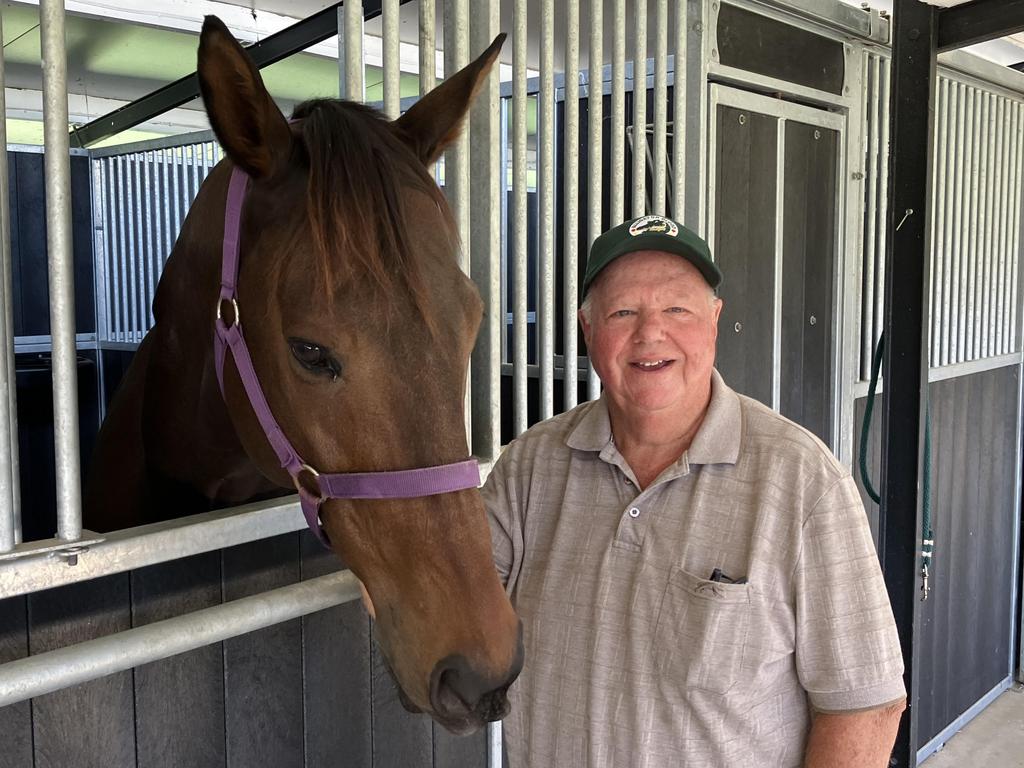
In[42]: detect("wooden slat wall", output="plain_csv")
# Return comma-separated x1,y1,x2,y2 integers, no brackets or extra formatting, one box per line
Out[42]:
0,531,490,768
854,364,1020,746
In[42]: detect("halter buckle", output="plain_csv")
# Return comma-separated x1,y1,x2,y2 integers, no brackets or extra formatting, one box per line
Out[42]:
294,463,326,503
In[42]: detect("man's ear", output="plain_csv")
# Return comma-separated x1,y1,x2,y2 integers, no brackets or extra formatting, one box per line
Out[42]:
197,15,291,179
393,33,505,166
579,308,593,347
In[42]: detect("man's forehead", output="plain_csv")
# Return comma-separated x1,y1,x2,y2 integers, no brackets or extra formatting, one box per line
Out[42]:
595,249,707,290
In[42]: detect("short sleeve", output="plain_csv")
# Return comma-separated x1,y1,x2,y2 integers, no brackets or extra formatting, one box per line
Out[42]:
481,449,525,594
794,475,907,712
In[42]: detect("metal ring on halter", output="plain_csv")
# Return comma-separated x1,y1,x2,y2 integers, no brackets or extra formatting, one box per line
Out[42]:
294,463,326,504
216,297,241,329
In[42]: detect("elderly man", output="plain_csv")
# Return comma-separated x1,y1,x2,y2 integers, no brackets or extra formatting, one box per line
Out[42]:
484,215,906,767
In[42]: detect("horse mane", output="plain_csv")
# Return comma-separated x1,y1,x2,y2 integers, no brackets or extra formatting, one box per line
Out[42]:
290,98,457,322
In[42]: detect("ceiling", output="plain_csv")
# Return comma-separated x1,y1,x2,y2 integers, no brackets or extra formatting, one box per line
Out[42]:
3,0,1023,147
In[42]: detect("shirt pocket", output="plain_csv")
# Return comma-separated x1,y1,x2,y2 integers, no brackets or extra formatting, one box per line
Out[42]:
653,566,752,695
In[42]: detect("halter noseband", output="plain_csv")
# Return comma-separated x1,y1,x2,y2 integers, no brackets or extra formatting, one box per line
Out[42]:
214,166,480,547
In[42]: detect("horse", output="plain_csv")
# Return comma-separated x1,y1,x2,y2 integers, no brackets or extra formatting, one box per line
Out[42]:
83,15,522,735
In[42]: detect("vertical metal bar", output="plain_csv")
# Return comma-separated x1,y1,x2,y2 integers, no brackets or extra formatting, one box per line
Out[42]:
0,10,19,551
469,0,501,464
500,97,510,367
383,0,401,118
941,81,959,367
931,79,947,368
587,0,604,402
420,0,436,97
967,87,981,361
992,96,1006,357
161,150,173,271
949,83,964,364
1003,101,1019,352
512,0,528,436
340,0,365,102
863,55,881,378
1000,99,1015,355
173,147,184,242
671,0,686,220
539,0,555,420
106,160,121,342
564,0,580,411
876,55,891,360
189,144,201,205
979,92,993,359
611,0,627,224
130,155,144,342
773,120,785,411
40,0,82,542
957,86,974,363
652,0,668,215
143,153,157,331
631,0,647,218
880,3,936,763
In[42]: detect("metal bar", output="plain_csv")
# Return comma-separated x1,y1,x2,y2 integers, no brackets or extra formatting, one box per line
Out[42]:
611,0,627,224
773,120,785,412
879,2,937,763
587,0,604,402
632,0,648,218
980,92,993,359
931,79,947,367
652,0,668,215
161,150,173,275
383,0,401,118
995,97,1010,356
0,570,361,708
941,80,960,367
72,1,405,147
107,160,123,342
957,86,974,362
1010,102,1022,352
133,155,148,336
41,0,83,542
512,0,528,436
1007,102,1020,355
125,156,141,342
967,87,981,361
341,0,366,102
539,0,555,420
863,54,881,378
0,9,18,552
419,0,436,97
672,0,686,220
937,0,1024,53
469,0,501,463
949,82,965,364
563,0,580,412
876,56,891,362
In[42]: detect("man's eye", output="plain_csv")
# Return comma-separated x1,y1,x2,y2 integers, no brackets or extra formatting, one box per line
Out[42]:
611,309,633,318
666,307,686,314
288,339,342,380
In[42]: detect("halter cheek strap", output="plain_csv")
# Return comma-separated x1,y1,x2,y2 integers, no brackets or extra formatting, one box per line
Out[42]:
214,166,480,547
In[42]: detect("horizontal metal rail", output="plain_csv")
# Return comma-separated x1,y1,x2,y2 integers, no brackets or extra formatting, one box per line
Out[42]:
0,570,361,708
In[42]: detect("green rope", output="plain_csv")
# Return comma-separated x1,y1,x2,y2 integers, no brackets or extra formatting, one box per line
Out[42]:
858,333,934,586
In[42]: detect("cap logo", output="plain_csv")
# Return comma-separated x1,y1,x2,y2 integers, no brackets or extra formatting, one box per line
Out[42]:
628,215,679,238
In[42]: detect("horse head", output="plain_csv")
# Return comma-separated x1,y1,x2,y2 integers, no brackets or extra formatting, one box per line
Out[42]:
196,16,520,734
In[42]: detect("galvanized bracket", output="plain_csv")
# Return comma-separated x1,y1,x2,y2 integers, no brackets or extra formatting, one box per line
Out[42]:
0,532,106,566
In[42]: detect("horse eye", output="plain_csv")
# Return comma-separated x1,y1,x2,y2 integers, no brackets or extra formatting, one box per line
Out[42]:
288,338,341,380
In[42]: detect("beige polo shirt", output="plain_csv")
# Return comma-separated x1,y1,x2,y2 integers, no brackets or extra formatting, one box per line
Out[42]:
484,370,905,768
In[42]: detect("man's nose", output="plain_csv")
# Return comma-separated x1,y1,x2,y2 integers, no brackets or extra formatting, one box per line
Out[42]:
634,310,666,342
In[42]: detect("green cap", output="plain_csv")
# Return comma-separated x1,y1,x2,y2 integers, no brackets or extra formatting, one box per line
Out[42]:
583,215,722,297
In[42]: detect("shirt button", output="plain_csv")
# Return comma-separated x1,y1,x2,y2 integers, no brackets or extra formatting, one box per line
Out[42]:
628,507,641,518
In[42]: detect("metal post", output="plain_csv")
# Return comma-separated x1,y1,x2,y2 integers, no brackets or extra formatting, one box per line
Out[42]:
671,0,686,220
40,0,83,542
653,0,668,216
512,0,528,436
880,1,937,764
383,0,401,118
632,0,648,218
340,0,365,101
0,10,21,551
419,0,436,97
563,0,580,411
611,0,626,224
539,0,555,420
586,0,604,402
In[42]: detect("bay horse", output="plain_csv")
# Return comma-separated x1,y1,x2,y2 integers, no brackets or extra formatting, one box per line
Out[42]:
83,15,522,734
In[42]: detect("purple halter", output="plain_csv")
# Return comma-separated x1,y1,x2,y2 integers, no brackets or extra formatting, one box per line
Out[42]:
214,166,480,547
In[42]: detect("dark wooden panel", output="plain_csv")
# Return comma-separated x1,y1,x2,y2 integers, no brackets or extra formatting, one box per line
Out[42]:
853,365,1019,745
432,722,487,768
6,152,23,338
781,121,837,443
299,531,372,767
370,635,433,768
0,596,33,768
713,105,777,407
28,574,136,768
132,552,225,768
14,152,49,337
70,154,96,335
223,533,304,768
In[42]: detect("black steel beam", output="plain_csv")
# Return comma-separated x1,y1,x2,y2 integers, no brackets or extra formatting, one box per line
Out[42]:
880,1,937,765
69,0,396,148
937,0,1024,52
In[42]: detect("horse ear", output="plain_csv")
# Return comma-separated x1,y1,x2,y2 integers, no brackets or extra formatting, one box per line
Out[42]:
394,33,506,166
197,15,291,179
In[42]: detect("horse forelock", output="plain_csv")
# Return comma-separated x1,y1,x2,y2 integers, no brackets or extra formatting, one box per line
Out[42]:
290,99,455,335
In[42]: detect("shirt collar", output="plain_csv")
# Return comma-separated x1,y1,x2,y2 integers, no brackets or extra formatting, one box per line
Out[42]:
565,369,742,466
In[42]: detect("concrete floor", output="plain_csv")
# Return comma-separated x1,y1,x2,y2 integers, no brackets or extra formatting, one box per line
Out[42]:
922,684,1024,767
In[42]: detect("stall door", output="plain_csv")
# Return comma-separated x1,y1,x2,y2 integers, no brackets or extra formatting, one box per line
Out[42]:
709,86,843,448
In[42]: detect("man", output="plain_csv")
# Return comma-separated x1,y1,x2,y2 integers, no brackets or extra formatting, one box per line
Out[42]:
484,215,906,767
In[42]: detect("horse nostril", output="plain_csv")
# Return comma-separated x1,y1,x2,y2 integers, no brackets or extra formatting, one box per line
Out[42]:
430,654,517,722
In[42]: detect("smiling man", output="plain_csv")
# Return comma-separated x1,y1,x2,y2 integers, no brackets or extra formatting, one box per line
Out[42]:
484,215,906,767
